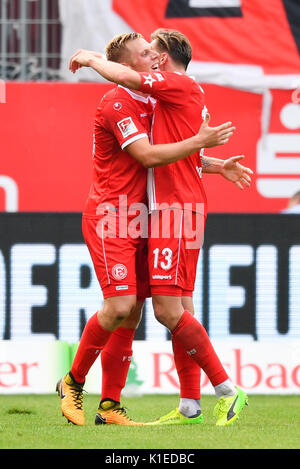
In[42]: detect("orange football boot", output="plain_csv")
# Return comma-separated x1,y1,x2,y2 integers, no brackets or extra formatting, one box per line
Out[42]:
95,400,144,426
56,373,85,426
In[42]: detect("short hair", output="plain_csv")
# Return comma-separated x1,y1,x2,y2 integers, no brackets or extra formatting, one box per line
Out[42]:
291,191,300,203
151,28,192,70
105,32,143,63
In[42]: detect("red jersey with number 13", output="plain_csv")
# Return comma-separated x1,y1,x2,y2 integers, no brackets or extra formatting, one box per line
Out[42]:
138,71,207,214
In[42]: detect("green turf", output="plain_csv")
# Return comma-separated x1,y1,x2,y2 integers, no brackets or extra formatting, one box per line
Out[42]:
0,394,299,449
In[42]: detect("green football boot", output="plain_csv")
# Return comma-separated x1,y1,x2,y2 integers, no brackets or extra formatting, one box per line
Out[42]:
146,408,204,426
213,387,248,426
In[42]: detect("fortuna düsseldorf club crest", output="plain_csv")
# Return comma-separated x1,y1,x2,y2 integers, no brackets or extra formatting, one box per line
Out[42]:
112,264,128,280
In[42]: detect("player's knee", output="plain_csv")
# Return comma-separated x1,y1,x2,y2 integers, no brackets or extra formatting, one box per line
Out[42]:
112,301,136,323
101,297,137,329
152,303,169,326
152,297,183,330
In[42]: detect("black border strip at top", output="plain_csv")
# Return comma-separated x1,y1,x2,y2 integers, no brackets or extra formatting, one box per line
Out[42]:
166,0,243,18
282,0,300,54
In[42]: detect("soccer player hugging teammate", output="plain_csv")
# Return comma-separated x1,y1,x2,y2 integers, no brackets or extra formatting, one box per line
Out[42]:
62,30,252,426
132,29,250,427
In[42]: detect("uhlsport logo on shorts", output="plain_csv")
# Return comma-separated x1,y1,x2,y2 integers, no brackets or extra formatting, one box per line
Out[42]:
112,264,128,280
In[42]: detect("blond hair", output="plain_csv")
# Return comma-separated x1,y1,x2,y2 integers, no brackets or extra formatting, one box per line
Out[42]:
105,32,143,63
151,28,192,70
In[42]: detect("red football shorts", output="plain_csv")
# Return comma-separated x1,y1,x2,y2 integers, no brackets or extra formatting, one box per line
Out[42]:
82,214,150,300
148,209,205,297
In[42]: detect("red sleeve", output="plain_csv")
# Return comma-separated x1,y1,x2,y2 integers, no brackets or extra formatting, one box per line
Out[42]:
138,71,193,108
101,97,148,149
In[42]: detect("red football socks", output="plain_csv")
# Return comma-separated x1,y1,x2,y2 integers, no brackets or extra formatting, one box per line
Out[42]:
100,327,136,403
172,334,201,399
172,310,229,386
71,313,112,384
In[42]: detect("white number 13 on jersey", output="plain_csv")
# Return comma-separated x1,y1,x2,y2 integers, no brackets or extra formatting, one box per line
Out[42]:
153,248,173,270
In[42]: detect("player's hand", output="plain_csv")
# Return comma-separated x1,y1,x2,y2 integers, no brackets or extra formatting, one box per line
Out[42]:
69,49,104,73
221,155,253,190
198,113,235,148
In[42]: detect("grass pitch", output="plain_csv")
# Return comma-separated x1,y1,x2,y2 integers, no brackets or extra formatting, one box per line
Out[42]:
0,394,299,450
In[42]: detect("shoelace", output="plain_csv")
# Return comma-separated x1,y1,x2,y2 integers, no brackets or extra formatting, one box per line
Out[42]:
70,385,86,410
111,407,132,421
213,397,227,416
158,409,178,421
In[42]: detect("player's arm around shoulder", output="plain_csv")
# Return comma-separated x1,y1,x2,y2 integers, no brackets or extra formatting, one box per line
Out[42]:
126,134,203,168
89,57,141,90
69,49,141,89
138,70,193,104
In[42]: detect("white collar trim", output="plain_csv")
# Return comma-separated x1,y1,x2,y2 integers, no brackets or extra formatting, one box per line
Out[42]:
118,85,150,103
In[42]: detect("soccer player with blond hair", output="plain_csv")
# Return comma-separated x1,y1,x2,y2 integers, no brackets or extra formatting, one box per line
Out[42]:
57,32,237,426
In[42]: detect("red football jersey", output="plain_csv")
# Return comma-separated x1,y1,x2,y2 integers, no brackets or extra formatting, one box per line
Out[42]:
138,71,207,214
83,86,155,216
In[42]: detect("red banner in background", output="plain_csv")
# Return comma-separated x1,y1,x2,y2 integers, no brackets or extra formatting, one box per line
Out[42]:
0,82,299,213
203,85,300,213
113,0,300,75
0,82,112,212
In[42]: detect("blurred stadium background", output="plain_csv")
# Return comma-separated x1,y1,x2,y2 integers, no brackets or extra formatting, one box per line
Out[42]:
0,0,300,397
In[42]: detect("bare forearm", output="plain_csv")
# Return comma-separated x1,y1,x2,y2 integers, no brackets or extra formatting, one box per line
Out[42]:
201,155,225,173
88,57,141,89
127,135,206,168
149,137,199,167
144,136,206,167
